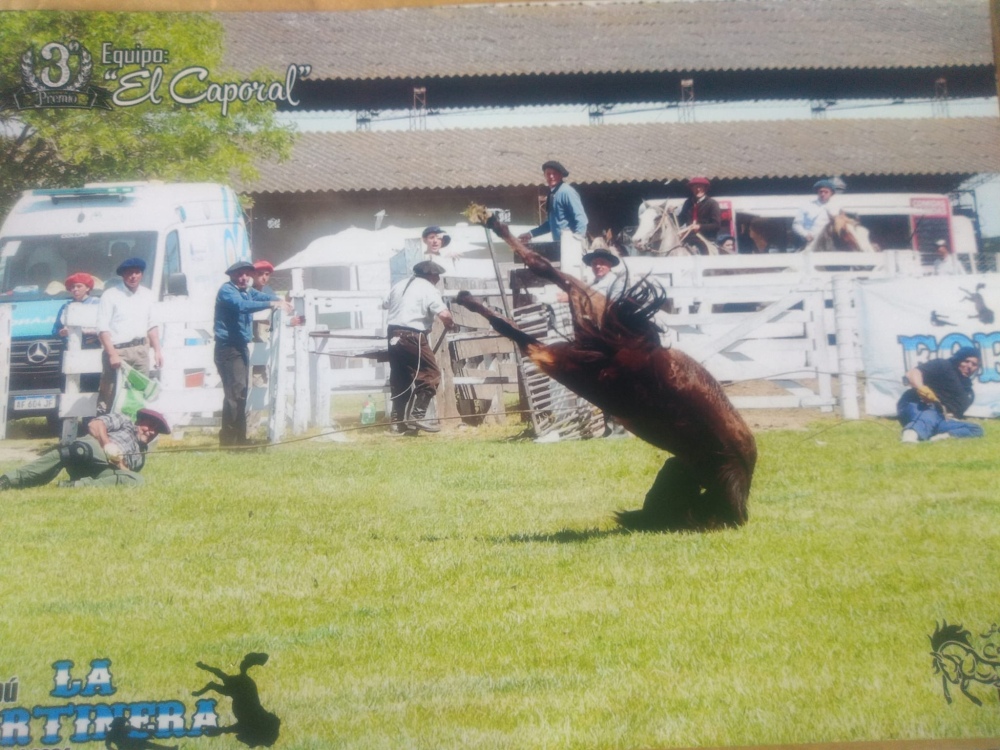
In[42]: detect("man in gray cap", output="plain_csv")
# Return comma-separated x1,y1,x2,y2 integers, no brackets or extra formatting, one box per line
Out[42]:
0,408,170,489
385,260,457,434
96,257,164,414
518,160,589,279
214,260,293,446
421,226,452,257
792,179,842,249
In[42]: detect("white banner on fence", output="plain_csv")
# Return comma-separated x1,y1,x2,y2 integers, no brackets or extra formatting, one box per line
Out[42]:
857,274,1000,418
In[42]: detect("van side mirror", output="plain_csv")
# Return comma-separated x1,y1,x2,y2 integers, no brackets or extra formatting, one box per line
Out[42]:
166,273,188,296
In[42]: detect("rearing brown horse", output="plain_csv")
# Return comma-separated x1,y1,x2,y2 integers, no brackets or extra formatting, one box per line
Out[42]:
458,206,756,530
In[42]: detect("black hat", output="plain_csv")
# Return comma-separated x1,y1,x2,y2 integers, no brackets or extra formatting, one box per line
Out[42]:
413,260,446,276
225,260,256,276
136,408,171,435
115,257,146,275
581,248,621,268
421,226,451,247
542,160,569,177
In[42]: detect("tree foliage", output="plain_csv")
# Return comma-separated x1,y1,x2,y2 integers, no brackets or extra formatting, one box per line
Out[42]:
0,12,295,213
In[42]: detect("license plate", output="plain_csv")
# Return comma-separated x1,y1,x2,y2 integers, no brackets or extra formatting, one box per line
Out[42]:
13,394,57,411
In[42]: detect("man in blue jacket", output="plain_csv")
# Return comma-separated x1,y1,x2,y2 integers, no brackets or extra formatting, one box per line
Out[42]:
214,261,293,446
519,160,589,279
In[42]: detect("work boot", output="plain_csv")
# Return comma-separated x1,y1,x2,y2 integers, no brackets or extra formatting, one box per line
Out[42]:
406,391,439,433
388,402,409,435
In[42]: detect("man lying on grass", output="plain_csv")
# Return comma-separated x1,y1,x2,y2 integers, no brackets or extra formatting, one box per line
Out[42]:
898,346,983,443
0,408,170,489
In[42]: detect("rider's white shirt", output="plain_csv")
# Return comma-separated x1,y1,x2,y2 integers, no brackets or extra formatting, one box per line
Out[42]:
793,195,841,240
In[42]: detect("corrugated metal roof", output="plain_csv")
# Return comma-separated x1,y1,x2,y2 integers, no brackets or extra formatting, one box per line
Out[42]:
221,0,992,80
243,116,1000,193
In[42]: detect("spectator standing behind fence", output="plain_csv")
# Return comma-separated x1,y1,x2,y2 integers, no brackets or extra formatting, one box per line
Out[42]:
214,261,293,447
386,260,457,435
933,239,966,275
519,160,589,279
0,408,169,489
96,258,163,415
56,272,102,393
897,346,984,443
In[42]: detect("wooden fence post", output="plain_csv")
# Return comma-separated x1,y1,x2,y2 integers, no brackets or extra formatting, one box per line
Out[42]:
833,276,861,420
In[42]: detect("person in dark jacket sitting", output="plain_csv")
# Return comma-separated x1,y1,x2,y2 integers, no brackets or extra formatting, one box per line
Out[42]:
897,346,984,442
677,176,721,254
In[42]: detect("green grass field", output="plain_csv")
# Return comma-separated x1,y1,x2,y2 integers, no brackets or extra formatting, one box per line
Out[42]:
1,415,999,750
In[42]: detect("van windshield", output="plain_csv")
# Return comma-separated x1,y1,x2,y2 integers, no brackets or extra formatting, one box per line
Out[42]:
0,232,156,299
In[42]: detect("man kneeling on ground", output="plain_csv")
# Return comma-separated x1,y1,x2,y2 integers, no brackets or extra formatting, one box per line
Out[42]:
0,409,170,489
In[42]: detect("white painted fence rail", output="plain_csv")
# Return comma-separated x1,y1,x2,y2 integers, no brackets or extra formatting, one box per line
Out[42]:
30,250,927,442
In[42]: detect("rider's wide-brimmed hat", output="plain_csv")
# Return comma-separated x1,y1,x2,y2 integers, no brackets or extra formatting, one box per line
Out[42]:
582,248,621,268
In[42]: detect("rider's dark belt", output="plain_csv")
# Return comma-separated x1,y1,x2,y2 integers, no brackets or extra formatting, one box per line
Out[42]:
114,337,148,349
388,325,425,336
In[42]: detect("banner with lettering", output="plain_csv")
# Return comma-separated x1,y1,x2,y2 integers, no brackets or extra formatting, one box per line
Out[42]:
856,275,1000,418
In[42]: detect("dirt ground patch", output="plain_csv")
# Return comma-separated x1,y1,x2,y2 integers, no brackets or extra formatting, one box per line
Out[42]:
724,378,844,432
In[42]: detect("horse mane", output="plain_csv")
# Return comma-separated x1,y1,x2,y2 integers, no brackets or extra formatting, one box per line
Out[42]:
569,273,666,353
930,621,971,651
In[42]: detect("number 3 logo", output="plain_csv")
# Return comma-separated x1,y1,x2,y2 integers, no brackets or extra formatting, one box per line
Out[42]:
39,42,72,88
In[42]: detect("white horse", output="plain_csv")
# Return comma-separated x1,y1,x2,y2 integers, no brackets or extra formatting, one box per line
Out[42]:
804,212,878,253
631,200,718,256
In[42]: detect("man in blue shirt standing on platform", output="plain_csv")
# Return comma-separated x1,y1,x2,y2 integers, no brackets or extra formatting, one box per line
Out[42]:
214,261,293,446
519,160,589,279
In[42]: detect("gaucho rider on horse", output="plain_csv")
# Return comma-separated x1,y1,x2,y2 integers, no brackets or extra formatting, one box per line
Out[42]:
792,178,843,249
677,176,725,254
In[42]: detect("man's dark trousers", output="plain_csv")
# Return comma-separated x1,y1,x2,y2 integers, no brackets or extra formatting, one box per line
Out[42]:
215,344,250,446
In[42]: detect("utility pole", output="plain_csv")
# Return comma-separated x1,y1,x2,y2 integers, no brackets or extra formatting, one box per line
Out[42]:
410,86,427,131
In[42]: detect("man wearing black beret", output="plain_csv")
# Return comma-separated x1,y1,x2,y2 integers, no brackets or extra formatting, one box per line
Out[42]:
518,160,590,279
96,257,164,414
385,260,457,434
214,260,293,446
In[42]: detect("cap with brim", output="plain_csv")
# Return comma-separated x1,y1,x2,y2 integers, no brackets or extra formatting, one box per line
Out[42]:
542,160,569,177
136,408,171,434
687,176,711,188
253,260,275,273
813,179,837,191
65,272,95,290
422,226,451,247
226,261,256,276
716,234,735,244
413,260,446,276
581,249,621,268
116,257,146,275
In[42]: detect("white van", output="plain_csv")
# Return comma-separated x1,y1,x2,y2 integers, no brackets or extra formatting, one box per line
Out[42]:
0,182,250,425
654,192,978,266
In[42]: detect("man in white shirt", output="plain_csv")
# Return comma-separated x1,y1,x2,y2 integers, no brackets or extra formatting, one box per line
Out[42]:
792,179,841,250
96,257,163,414
933,239,967,275
386,260,457,434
